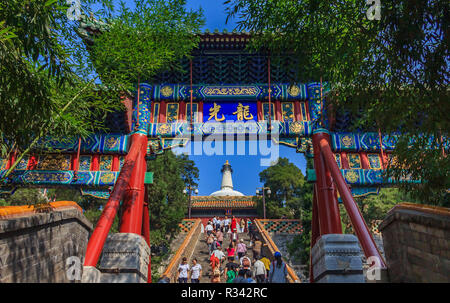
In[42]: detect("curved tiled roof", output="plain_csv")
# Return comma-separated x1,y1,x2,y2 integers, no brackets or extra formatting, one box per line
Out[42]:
191,196,255,209
77,14,253,49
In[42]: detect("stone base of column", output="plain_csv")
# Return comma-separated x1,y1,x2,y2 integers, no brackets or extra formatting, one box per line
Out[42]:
81,266,102,283
311,234,364,283
98,233,150,283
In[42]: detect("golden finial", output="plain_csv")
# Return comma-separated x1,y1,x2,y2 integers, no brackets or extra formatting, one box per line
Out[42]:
225,160,229,165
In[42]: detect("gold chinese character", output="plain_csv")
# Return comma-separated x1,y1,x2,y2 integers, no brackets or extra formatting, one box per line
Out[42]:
233,103,253,121
208,103,225,122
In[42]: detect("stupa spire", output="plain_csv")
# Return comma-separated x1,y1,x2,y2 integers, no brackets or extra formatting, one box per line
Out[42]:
220,160,233,190
209,160,244,197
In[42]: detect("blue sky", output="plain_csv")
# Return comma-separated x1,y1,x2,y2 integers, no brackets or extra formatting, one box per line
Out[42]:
185,0,237,31
180,142,307,196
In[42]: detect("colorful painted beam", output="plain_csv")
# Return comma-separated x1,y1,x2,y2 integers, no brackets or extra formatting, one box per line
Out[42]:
0,170,119,187
150,83,308,102
34,134,129,154
331,132,449,152
306,168,420,186
148,121,311,137
331,132,398,152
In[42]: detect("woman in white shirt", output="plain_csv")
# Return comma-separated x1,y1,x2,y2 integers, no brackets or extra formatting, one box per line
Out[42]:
176,257,190,283
190,258,202,283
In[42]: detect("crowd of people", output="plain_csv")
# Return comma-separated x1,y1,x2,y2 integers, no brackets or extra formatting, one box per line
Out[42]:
172,216,289,283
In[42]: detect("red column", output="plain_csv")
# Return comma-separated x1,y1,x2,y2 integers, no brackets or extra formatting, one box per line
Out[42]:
309,184,320,283
341,152,350,169
27,154,38,170
318,138,386,267
198,101,203,122
360,152,370,169
257,101,263,121
312,131,342,235
275,100,282,121
119,134,147,234
305,101,311,121
179,101,186,121
112,155,120,171
84,135,146,267
91,155,99,171
159,101,166,123
72,153,79,171
6,151,16,170
142,186,151,283
294,101,302,121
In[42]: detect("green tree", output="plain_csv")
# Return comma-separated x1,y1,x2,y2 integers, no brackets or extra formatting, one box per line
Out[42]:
257,157,313,271
0,188,48,206
90,0,204,95
145,150,198,281
146,151,199,244
258,157,308,219
0,187,120,232
0,0,122,180
226,0,449,204
341,187,421,234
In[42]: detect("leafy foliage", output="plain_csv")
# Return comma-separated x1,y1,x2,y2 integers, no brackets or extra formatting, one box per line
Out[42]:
146,151,199,245
0,0,123,180
340,187,421,234
146,150,199,281
0,187,120,232
258,157,309,218
226,0,450,204
256,157,312,266
90,0,204,92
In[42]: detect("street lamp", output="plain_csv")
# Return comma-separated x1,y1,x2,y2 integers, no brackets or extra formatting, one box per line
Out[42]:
256,187,271,219
183,186,198,219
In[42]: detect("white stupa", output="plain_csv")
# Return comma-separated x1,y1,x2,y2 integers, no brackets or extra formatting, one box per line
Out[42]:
209,160,244,197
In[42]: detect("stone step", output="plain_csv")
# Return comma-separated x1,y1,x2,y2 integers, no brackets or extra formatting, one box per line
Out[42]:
188,232,252,283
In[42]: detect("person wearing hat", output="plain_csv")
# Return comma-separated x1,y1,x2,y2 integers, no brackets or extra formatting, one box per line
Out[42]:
268,252,288,283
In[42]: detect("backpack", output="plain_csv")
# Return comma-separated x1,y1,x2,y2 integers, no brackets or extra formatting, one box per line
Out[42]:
226,269,236,282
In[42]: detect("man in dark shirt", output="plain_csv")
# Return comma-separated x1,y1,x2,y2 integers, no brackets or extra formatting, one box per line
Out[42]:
224,256,239,279
248,222,257,242
233,269,248,283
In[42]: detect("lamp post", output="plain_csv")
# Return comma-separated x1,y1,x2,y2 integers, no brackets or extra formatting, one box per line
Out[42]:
183,186,198,219
256,187,271,219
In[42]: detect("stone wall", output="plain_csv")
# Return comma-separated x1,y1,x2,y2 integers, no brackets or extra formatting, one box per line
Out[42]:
253,219,301,282
0,207,92,283
379,203,450,283
269,233,308,282
162,219,201,281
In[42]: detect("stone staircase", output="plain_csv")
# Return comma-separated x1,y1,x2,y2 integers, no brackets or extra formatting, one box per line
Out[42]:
191,231,252,283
